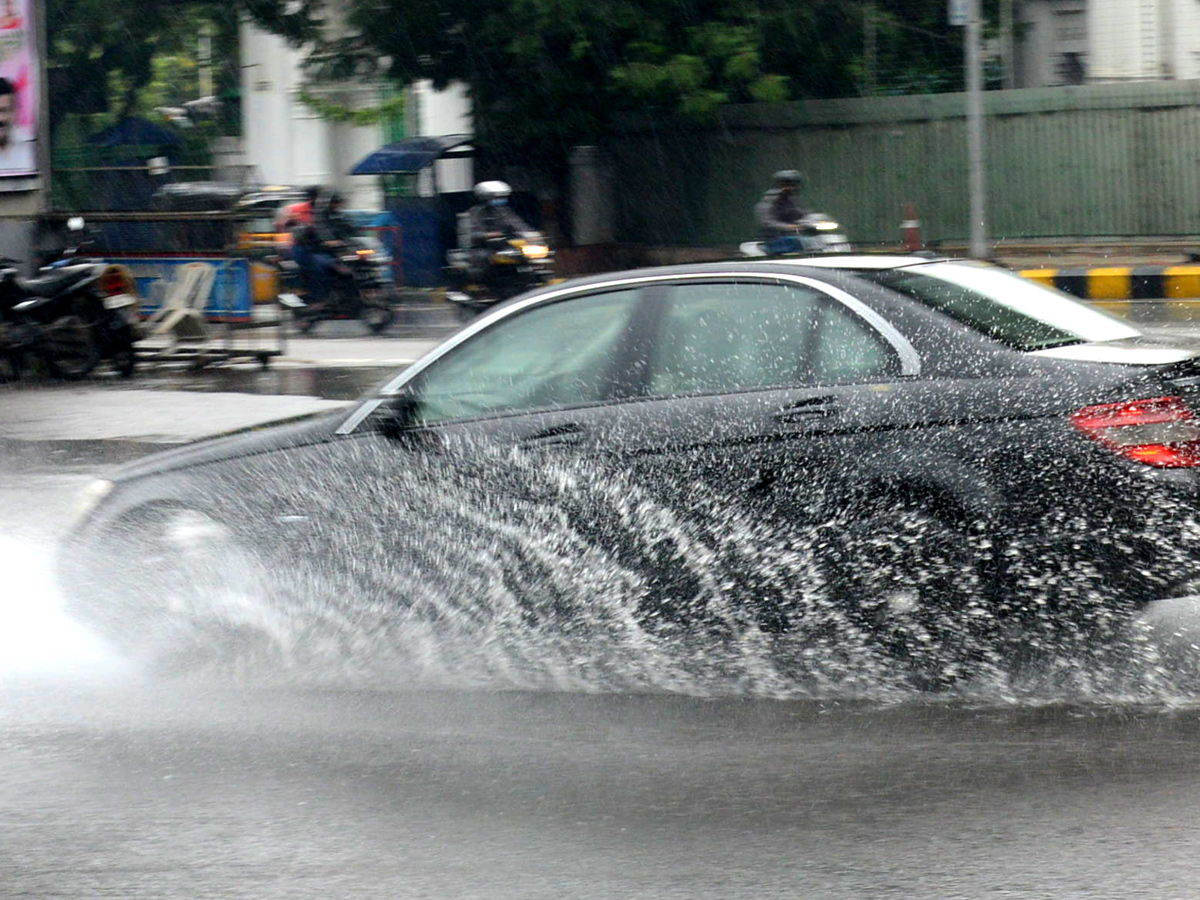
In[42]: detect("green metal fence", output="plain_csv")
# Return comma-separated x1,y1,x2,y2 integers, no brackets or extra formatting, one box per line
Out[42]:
609,81,1200,247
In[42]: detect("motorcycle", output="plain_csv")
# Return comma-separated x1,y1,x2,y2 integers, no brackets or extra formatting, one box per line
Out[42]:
277,236,396,335
739,212,852,258
0,284,96,382
0,226,142,381
444,232,556,320
45,220,142,376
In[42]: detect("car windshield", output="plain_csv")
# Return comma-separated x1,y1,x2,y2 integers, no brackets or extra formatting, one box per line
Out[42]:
859,262,1142,351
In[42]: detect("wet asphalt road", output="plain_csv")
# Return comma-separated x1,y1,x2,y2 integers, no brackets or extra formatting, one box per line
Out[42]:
6,318,1200,898
5,681,1200,899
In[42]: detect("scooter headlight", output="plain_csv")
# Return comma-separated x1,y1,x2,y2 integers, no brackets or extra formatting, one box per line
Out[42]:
521,244,550,260
814,221,841,232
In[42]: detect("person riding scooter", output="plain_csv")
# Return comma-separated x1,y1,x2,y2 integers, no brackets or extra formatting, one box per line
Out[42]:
292,191,354,309
465,181,537,283
755,169,810,255
283,192,395,334
275,185,320,233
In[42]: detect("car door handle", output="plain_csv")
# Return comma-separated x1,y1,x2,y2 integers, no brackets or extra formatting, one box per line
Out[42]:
773,397,839,423
519,422,586,447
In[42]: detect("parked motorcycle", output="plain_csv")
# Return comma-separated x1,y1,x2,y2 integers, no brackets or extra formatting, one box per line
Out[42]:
444,232,556,320
277,237,395,335
0,236,141,381
38,217,142,377
739,212,852,257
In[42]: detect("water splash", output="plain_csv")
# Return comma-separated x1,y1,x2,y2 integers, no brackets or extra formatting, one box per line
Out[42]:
57,440,1200,704
0,537,132,683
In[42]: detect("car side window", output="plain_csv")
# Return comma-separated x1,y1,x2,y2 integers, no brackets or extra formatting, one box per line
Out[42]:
410,289,642,424
645,281,899,397
646,282,823,396
810,295,899,383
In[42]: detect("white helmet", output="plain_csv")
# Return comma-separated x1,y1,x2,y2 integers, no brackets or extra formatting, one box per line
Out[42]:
474,180,512,202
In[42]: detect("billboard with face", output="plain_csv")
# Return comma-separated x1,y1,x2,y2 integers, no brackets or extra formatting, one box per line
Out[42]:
0,0,36,177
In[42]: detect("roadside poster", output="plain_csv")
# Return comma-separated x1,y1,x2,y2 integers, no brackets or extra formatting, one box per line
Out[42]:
0,0,36,177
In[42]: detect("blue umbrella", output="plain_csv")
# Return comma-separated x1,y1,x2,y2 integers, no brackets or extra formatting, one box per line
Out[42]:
88,116,184,147
350,134,474,175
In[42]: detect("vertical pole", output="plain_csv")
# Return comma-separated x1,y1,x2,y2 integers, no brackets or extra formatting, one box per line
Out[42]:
1000,0,1014,90
864,3,877,97
965,0,988,259
199,24,214,99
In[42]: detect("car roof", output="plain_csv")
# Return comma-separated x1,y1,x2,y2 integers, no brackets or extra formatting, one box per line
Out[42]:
763,254,954,270
507,256,950,303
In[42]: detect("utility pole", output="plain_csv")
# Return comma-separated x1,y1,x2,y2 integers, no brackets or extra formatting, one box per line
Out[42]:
1000,0,1015,90
864,3,878,97
962,0,989,258
199,23,215,99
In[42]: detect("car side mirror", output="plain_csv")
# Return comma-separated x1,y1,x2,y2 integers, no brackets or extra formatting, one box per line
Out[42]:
375,390,421,440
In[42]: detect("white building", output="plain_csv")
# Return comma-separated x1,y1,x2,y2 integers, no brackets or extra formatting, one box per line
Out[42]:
237,19,473,210
1013,0,1090,87
1088,0,1200,81
1013,0,1200,88
405,80,474,196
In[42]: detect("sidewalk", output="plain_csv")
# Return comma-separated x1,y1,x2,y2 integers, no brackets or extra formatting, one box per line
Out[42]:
275,336,441,368
0,334,443,452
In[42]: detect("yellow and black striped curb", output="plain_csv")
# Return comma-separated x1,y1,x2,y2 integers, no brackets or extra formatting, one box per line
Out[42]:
1020,266,1200,302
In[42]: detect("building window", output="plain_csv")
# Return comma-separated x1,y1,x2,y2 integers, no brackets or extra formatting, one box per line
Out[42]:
1054,10,1087,43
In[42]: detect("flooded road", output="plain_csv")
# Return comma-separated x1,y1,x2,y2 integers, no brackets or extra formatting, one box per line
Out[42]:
6,331,1200,898
5,681,1200,899
5,459,1200,898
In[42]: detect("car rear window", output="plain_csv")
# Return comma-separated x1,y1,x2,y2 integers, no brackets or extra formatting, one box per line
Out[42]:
859,262,1140,352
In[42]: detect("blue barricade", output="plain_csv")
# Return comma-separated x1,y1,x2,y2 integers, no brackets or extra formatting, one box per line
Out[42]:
102,255,259,322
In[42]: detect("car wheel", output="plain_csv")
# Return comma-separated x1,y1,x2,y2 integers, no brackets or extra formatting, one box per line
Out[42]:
819,504,997,688
65,505,286,670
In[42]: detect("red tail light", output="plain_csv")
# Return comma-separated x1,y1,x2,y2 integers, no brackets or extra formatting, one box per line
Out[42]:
1071,396,1200,467
100,268,130,296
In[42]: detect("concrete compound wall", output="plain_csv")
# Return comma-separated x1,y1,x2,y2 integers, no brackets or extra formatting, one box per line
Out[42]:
608,81,1200,248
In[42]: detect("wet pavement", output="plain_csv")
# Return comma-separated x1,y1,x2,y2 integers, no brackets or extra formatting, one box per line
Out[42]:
0,329,442,450
6,312,1200,897
5,681,1200,900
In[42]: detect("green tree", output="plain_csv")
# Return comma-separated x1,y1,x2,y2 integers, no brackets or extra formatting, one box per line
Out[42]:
238,0,989,174
47,0,242,135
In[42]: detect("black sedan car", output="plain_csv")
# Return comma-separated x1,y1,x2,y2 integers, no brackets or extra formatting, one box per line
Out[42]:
58,257,1200,683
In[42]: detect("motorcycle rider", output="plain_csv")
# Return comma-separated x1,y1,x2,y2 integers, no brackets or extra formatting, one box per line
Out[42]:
275,185,320,233
292,191,354,308
465,181,535,282
755,170,809,255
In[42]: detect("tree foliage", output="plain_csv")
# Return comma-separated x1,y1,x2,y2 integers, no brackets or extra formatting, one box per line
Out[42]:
47,0,242,134
53,0,979,170
236,0,982,170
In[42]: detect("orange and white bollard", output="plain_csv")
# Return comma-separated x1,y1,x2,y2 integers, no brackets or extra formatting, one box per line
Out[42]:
901,203,923,252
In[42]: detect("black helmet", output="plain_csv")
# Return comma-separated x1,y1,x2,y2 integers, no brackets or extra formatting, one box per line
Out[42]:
774,169,804,188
